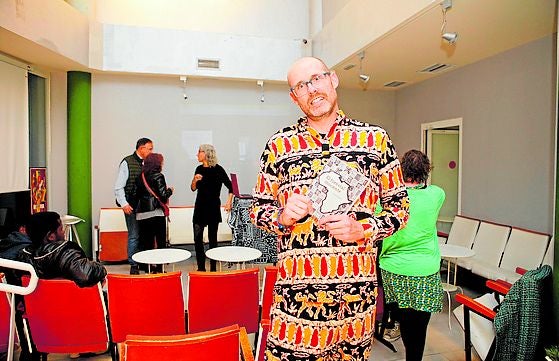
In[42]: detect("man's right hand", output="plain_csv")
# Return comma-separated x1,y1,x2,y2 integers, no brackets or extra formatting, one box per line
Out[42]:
280,193,311,227
122,204,133,215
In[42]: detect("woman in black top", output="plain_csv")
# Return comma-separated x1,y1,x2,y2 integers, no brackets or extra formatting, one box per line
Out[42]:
190,144,233,271
136,153,173,273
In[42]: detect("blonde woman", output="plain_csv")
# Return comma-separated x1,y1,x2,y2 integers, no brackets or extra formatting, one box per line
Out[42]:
190,144,233,271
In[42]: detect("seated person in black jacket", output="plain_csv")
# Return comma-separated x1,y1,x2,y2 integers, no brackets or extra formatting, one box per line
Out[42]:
18,211,107,287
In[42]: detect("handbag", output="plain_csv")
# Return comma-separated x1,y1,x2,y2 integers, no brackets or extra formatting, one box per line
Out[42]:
141,172,170,217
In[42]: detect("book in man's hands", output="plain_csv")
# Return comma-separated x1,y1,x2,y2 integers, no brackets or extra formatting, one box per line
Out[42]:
307,155,370,219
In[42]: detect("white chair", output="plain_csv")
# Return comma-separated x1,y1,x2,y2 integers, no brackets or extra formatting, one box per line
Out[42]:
167,207,194,245
542,238,553,267
95,208,128,262
168,206,232,245
496,228,550,282
453,292,502,360
441,215,480,248
457,221,511,271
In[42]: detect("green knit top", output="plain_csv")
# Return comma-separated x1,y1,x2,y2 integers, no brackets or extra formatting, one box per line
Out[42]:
380,184,445,276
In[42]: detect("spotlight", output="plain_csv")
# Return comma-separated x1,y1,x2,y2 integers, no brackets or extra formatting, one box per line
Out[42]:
442,32,458,44
357,51,370,88
440,0,458,45
180,75,188,100
257,80,265,103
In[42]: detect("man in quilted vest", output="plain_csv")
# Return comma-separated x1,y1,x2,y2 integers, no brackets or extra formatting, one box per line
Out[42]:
114,138,153,274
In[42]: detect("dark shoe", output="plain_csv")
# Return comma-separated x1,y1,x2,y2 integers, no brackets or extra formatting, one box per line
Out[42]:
130,265,140,275
149,265,163,274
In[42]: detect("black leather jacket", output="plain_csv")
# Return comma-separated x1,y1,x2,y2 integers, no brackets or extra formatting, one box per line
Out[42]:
136,172,173,212
18,241,107,288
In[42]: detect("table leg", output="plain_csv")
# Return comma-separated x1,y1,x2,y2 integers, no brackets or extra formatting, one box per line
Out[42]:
447,259,451,284
453,262,458,285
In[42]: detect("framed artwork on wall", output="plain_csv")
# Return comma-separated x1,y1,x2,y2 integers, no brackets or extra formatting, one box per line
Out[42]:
30,167,47,214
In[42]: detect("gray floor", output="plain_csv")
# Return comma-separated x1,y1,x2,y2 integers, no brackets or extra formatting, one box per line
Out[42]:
21,253,482,361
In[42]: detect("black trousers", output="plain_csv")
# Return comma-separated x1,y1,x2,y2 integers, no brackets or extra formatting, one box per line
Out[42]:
193,223,218,271
399,308,431,361
138,216,167,251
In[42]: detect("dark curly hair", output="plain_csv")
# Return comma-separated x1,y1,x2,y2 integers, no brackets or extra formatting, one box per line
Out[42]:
401,149,431,184
142,153,164,174
26,211,61,246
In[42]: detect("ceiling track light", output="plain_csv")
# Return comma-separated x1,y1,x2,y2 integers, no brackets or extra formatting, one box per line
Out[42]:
257,80,265,103
440,0,458,44
358,51,370,89
179,75,188,100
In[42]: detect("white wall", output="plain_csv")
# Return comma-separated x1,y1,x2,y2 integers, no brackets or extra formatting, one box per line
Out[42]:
313,0,434,67
394,35,556,233
337,88,396,137
91,74,300,222
88,73,397,227
91,0,311,80
94,0,309,39
0,0,89,66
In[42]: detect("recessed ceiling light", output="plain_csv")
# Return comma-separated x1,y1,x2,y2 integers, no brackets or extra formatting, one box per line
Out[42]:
384,81,407,88
418,63,454,73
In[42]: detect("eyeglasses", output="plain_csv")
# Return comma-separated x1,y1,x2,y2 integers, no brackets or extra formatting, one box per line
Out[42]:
290,72,331,97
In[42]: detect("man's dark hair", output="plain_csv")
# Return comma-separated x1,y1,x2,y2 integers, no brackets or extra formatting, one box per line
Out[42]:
136,138,152,150
142,153,163,174
26,211,61,246
401,149,431,184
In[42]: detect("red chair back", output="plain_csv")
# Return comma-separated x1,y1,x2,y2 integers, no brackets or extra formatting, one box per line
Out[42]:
255,319,270,361
187,268,259,333
120,324,242,361
260,266,277,321
22,277,109,354
106,271,185,343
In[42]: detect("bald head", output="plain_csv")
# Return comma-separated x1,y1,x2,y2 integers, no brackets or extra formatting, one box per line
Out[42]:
287,57,330,87
286,56,339,125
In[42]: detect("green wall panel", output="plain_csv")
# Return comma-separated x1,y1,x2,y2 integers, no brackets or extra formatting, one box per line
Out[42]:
67,71,92,256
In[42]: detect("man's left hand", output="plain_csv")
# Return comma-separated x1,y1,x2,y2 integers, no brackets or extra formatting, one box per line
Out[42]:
318,214,365,243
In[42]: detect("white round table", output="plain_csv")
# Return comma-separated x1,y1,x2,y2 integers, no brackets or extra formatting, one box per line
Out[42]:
205,246,262,271
132,248,192,273
439,243,475,328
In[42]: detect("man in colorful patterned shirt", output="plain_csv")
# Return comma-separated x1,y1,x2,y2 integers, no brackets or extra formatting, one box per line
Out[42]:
250,57,409,360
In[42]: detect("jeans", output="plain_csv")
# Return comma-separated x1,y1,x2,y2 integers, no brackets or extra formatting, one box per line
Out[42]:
125,212,140,266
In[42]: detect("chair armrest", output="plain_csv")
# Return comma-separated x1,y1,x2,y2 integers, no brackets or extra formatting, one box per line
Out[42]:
455,294,497,321
486,280,511,295
437,231,449,238
240,327,255,361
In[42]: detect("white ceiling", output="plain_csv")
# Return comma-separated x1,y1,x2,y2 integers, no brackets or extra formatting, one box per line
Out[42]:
334,0,557,90
1,0,556,89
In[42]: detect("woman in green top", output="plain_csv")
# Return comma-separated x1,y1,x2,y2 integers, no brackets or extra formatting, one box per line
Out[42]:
380,149,445,361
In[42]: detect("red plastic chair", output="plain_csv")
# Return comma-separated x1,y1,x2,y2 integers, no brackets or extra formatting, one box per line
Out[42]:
106,272,185,359
259,266,277,321
119,324,254,361
187,268,259,334
22,277,109,356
